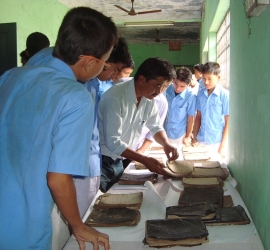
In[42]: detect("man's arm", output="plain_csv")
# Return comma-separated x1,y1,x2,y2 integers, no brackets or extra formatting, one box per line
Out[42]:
47,172,110,250
218,115,229,157
121,148,165,175
183,115,194,145
191,111,201,145
136,138,153,155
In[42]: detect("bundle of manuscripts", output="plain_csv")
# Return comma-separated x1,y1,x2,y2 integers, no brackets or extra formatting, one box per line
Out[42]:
85,192,143,227
144,168,251,248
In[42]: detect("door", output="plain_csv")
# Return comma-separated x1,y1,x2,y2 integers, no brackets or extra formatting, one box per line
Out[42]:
0,23,17,76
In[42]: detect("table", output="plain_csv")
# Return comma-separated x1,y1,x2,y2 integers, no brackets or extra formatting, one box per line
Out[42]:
62,159,264,250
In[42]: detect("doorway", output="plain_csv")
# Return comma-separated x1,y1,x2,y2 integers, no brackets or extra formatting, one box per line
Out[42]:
0,23,17,76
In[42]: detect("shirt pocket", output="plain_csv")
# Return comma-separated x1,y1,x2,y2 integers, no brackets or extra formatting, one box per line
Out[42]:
171,103,188,123
210,100,223,121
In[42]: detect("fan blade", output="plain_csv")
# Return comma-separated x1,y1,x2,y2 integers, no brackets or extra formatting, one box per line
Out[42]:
137,9,162,15
114,5,130,13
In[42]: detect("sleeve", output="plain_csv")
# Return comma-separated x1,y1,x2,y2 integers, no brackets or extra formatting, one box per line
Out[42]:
144,96,168,141
158,97,168,124
98,96,128,155
145,101,164,137
222,91,229,116
49,96,94,176
187,93,197,117
196,92,201,112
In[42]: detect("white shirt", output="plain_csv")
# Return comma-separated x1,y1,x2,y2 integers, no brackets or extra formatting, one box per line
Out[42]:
98,78,164,159
134,93,168,150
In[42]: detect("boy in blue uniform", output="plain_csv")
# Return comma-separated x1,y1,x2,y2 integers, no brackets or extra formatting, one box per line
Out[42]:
0,7,117,250
192,62,229,158
164,67,197,146
194,63,205,90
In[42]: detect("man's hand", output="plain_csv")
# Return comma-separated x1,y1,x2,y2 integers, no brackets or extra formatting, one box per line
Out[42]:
143,157,166,175
163,144,179,161
73,224,110,250
218,145,226,158
191,137,198,146
182,136,191,146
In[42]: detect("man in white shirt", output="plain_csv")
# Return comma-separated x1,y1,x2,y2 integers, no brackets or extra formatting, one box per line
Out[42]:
98,57,178,192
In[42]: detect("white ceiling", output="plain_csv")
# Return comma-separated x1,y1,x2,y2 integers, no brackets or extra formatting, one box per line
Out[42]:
58,0,205,44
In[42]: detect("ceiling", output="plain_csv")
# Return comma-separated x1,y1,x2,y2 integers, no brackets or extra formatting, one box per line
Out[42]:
58,0,205,44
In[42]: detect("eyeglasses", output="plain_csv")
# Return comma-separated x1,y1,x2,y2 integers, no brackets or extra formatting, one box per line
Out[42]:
154,83,170,91
78,55,111,70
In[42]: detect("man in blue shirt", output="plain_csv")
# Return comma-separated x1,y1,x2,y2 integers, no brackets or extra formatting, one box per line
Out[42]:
192,62,229,158
0,7,117,250
165,67,196,146
27,37,132,219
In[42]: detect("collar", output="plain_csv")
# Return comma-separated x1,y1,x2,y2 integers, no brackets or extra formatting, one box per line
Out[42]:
203,83,222,96
46,57,76,81
127,78,138,104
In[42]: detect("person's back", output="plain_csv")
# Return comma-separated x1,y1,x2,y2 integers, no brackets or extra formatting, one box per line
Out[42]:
0,7,117,250
0,59,93,249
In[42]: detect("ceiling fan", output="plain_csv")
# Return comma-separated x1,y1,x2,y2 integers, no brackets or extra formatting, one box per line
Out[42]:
114,0,162,16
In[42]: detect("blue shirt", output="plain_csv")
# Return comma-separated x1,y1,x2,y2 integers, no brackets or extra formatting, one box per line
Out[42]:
27,48,101,177
98,79,113,98
84,78,102,177
196,84,229,144
164,85,196,139
198,78,205,90
0,58,94,249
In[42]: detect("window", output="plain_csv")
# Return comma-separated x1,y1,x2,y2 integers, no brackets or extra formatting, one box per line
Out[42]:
217,11,230,90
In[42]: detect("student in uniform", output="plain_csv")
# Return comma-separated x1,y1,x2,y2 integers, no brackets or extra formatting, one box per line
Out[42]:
192,62,229,158
164,67,197,147
194,63,205,90
0,7,117,250
113,57,135,84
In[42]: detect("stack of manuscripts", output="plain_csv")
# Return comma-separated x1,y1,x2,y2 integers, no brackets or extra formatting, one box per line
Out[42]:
176,181,250,226
144,218,209,247
166,202,250,227
162,159,229,180
118,172,158,185
144,173,250,247
182,145,210,161
85,192,143,227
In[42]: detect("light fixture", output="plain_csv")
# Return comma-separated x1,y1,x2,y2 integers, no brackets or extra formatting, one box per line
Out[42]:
124,21,174,27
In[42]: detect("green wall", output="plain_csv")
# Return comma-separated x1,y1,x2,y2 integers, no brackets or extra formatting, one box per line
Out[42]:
128,43,199,75
0,0,69,65
200,0,230,62
229,1,270,249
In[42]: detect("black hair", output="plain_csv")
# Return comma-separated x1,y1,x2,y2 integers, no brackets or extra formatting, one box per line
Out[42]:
53,7,118,65
108,37,131,67
176,67,192,84
20,50,30,61
202,62,221,75
26,32,50,57
193,63,203,73
134,57,176,82
121,57,135,70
